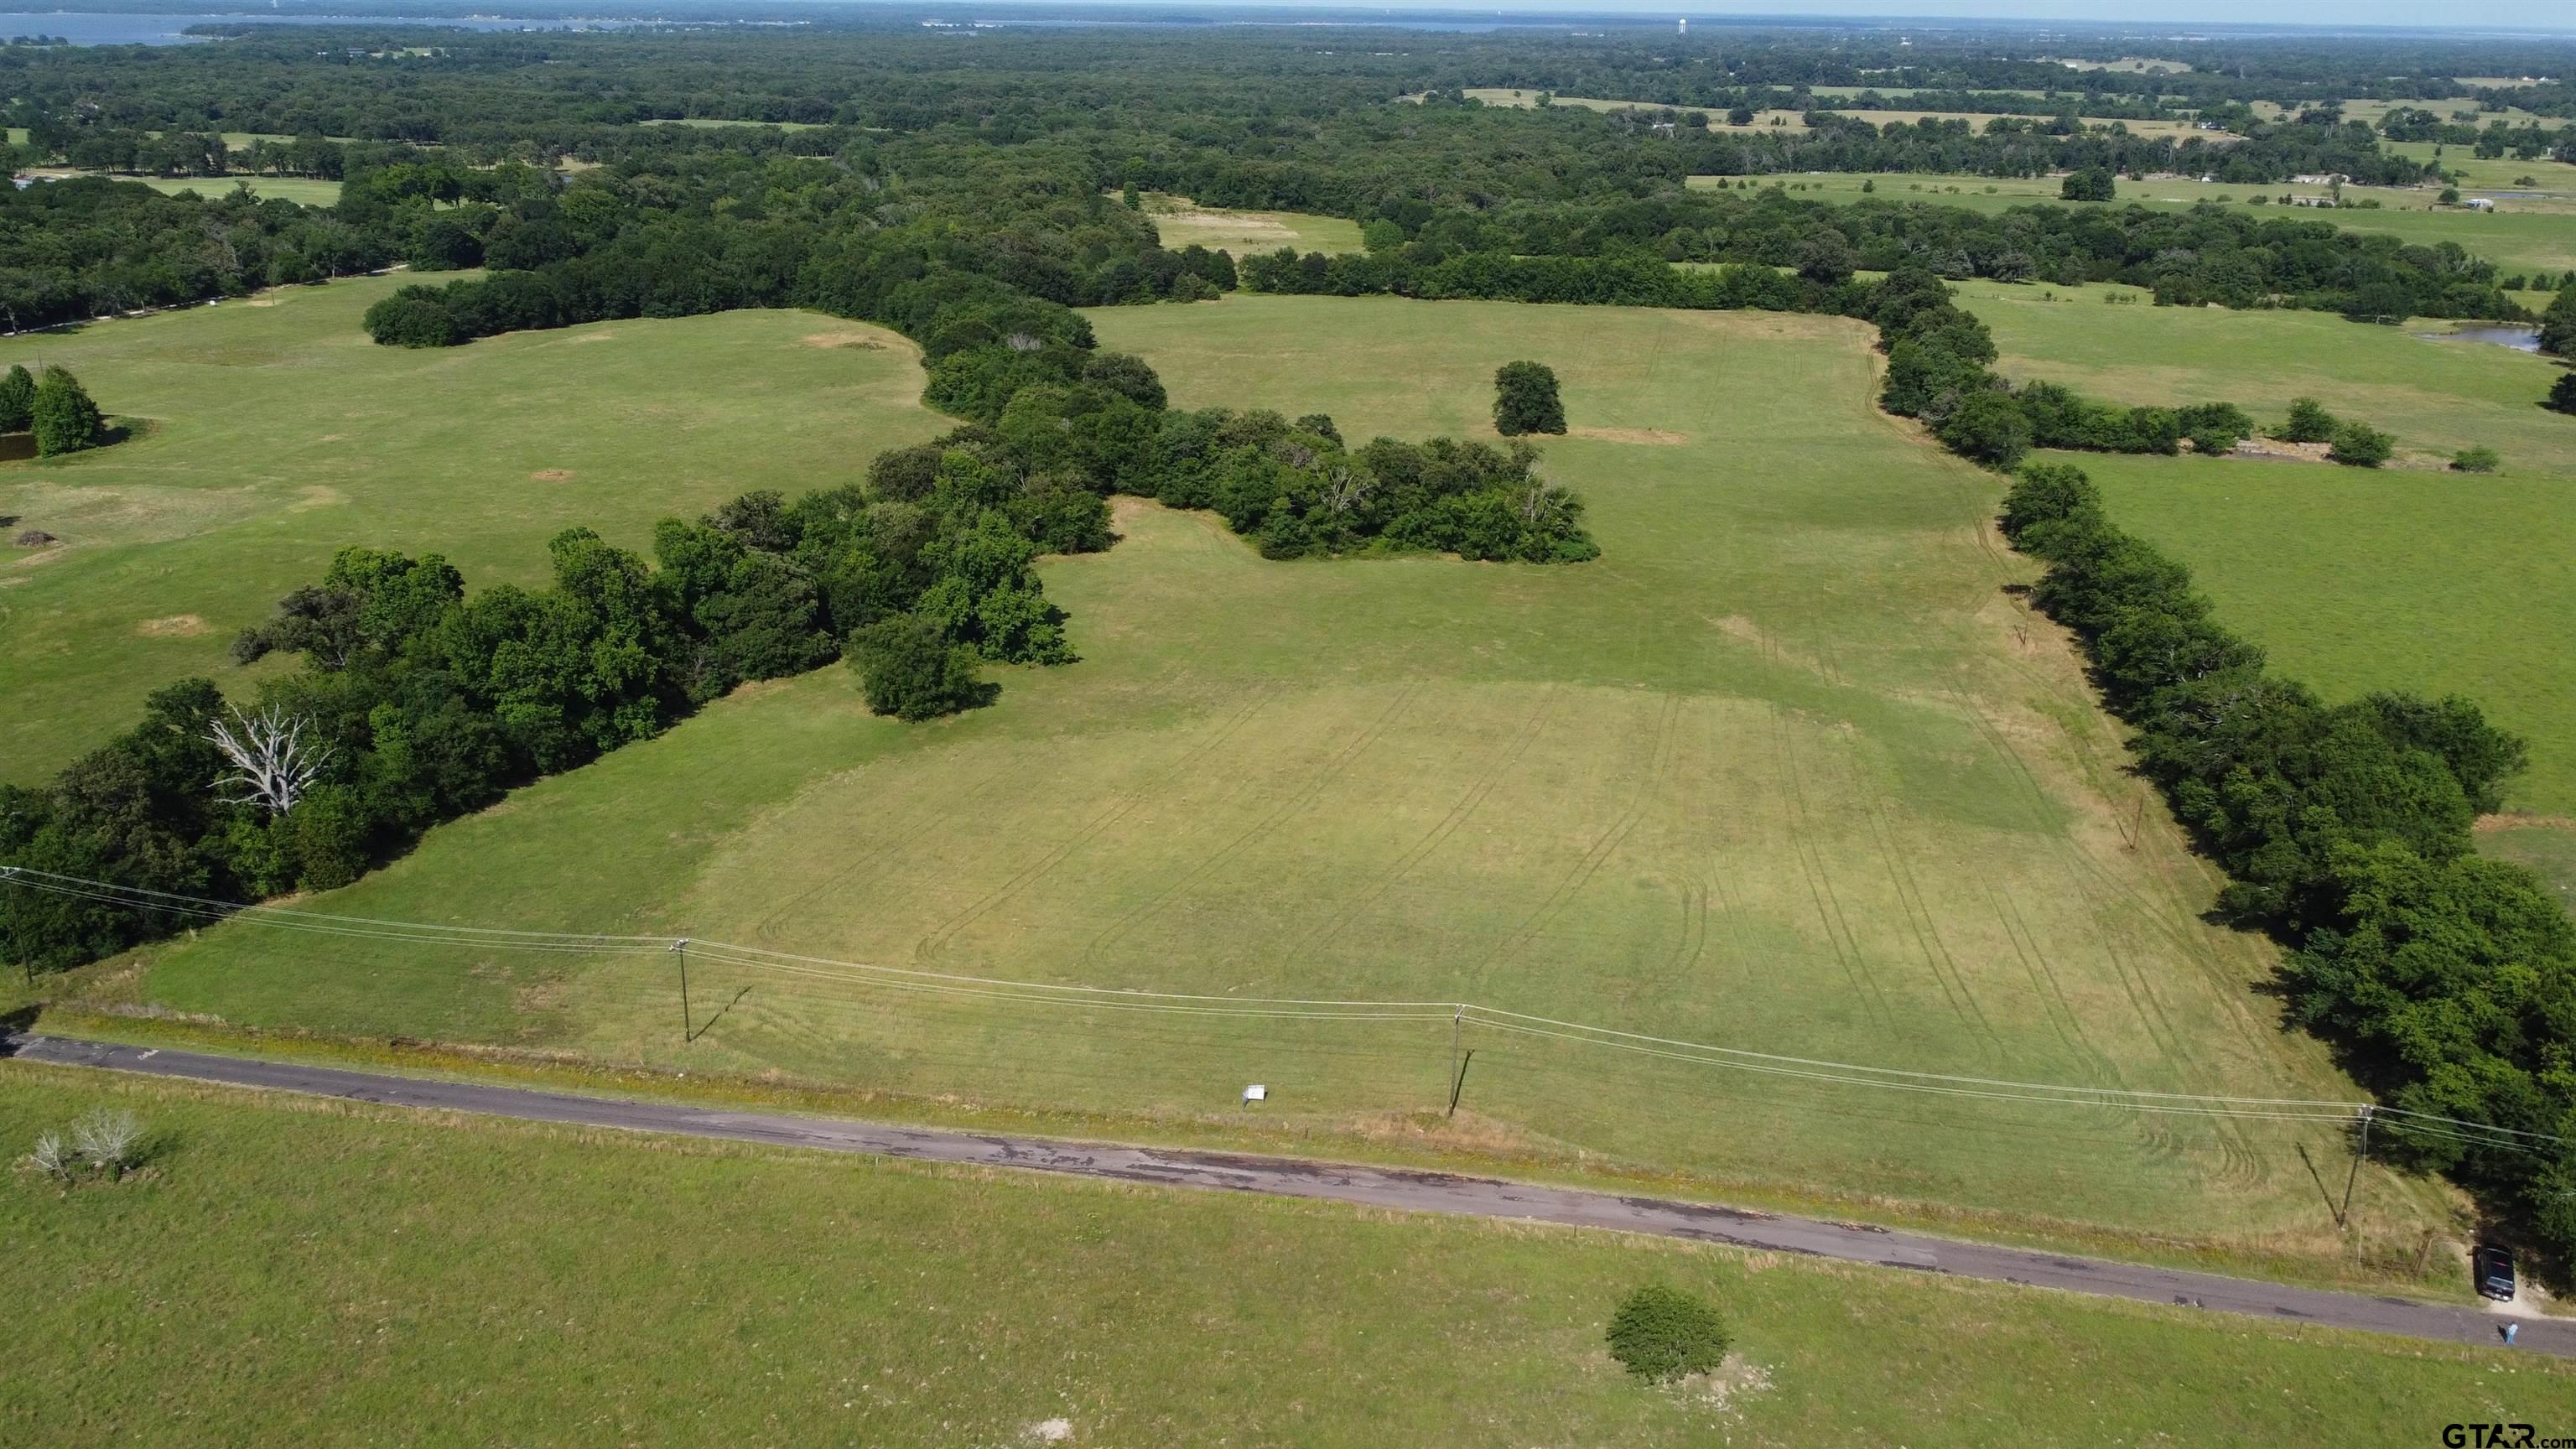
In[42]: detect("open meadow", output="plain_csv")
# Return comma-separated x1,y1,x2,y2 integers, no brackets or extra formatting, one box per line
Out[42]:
13,284,2476,1279
0,276,948,779
132,174,344,207
7,1065,2554,1447
1134,191,1363,255
1961,277,2576,823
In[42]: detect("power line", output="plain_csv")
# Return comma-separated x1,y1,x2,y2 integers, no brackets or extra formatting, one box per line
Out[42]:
5,866,2563,1146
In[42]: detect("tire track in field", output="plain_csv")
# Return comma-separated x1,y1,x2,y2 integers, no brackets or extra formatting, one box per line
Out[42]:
1705,869,1759,1031
911,688,1278,963
1945,686,2262,1186
749,756,1031,943
1476,691,1683,978
1075,680,1426,974
1836,727,2004,1059
1285,685,1561,964
1943,684,2197,1069
1770,703,1896,1034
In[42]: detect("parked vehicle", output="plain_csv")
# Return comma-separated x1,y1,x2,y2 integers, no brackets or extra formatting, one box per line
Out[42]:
2475,1244,2517,1302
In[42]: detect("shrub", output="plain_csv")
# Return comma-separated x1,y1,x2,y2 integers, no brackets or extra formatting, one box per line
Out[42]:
1607,1285,1731,1384
2547,372,2576,416
2277,397,2339,444
1493,361,1566,435
30,366,105,457
2328,422,2395,467
2452,445,2501,473
28,1130,73,1184
71,1109,143,1176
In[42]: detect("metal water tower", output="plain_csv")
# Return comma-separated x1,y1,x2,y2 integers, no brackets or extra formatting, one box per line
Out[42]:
1677,17,1687,34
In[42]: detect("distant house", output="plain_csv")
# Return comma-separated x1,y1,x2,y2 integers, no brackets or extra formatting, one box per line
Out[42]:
2290,172,2349,186
2464,197,2497,211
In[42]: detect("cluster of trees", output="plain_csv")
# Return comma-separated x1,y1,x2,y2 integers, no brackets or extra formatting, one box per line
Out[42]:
0,176,391,329
1999,462,2576,1264
0,362,106,455
0,444,1089,970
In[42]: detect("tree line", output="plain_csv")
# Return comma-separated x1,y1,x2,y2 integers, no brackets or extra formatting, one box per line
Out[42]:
0,316,1596,975
1999,464,2576,1270
0,177,391,330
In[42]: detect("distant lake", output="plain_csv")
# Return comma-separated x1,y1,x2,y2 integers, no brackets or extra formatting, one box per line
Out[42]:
0,11,589,44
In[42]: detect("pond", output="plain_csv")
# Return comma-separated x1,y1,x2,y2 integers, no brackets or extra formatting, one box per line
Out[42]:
2417,325,2542,353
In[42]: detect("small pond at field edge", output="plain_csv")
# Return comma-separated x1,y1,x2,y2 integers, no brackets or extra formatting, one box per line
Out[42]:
2417,325,2542,353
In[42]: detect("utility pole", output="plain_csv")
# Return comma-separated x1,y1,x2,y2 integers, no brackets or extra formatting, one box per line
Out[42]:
673,938,692,1043
1446,1005,1464,1110
2339,1104,2373,1228
1448,1050,1476,1119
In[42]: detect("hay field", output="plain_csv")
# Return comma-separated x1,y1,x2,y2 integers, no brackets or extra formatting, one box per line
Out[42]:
93,292,2464,1272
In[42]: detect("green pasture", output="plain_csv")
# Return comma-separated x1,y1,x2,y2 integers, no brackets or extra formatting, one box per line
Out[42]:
0,277,947,777
1135,191,1363,256
1961,276,2576,817
7,1067,2550,1447
1702,171,2576,280
131,174,343,206
36,288,2463,1276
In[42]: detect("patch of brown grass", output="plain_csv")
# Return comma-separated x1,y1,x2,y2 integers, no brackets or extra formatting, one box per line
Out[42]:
1565,426,1689,445
529,468,574,483
136,614,210,637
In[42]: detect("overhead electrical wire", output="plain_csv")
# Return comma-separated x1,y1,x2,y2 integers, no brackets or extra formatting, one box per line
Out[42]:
3,865,2559,1148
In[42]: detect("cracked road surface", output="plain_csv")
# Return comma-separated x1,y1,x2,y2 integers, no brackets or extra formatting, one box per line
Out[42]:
7,1031,2559,1357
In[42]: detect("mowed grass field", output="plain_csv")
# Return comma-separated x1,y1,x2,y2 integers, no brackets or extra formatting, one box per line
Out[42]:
1704,171,2576,280
82,288,2470,1275
127,174,343,206
0,277,948,780
8,1068,2554,1447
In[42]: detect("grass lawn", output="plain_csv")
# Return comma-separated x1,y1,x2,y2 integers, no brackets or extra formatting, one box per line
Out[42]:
1132,192,1363,256
41,289,2468,1279
0,276,948,778
3,1065,2561,1446
1962,277,2576,818
129,174,343,206
1711,171,2576,280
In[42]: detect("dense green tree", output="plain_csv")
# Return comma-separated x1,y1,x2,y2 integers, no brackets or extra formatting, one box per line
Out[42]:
2060,168,2117,202
1936,389,2033,467
849,615,990,721
2540,285,2576,356
30,366,105,457
1493,361,1566,436
0,364,34,434
2547,371,2576,415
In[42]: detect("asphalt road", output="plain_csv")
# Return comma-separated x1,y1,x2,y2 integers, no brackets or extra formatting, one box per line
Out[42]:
8,1031,2562,1357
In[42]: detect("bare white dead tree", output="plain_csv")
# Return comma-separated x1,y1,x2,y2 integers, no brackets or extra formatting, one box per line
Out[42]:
207,703,331,816
1322,463,1371,518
